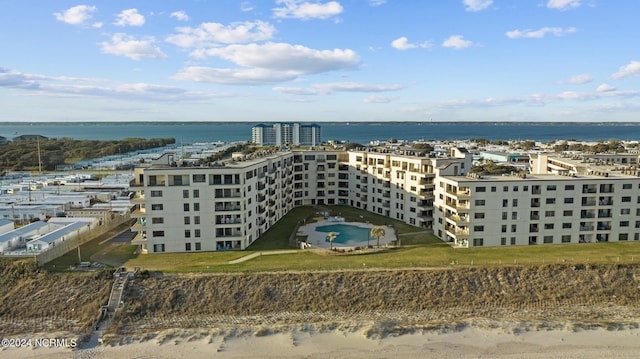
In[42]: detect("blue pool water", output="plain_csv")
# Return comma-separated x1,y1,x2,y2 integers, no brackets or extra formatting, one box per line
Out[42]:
316,224,371,245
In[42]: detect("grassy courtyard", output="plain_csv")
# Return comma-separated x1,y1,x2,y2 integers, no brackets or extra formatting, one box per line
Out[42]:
75,205,640,273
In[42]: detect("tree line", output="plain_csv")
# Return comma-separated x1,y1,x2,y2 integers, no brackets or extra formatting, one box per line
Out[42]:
0,137,175,171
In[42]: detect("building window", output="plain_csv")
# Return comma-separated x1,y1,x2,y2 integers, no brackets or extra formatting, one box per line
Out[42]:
183,190,189,198
510,237,516,245
185,229,191,238
563,210,573,216
195,229,201,238
195,242,202,250
491,186,496,192
183,203,190,212
623,183,632,189
512,212,518,220
512,199,518,207
511,224,517,232
561,235,571,243
545,210,555,217
150,190,163,197
152,231,165,237
474,225,484,232
620,221,629,227
475,200,485,206
564,197,574,204
543,236,553,244
547,185,556,191
501,237,506,245
622,196,631,202
184,216,190,225
151,217,164,224
544,223,554,230
475,213,485,219
546,198,556,204
502,199,508,208
473,238,484,246
194,203,200,211
194,216,200,225
562,223,572,229
621,208,630,215
476,186,486,192
193,189,200,198
151,204,163,210
193,174,206,183
185,243,192,251
619,233,629,241
501,225,507,233
564,185,574,190
503,186,509,192
502,212,508,220
153,244,165,253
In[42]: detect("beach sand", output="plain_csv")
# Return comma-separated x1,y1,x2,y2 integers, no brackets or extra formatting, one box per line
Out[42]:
4,325,640,359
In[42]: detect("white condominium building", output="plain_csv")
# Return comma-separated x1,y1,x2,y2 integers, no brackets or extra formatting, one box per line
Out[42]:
130,148,471,253
131,147,640,253
435,153,640,247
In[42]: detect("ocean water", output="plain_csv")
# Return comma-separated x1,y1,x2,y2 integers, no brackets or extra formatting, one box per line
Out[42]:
2,122,640,144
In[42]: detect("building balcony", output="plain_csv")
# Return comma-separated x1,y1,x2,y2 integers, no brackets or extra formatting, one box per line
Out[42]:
131,232,147,245
216,231,243,238
130,194,145,203
131,221,146,231
446,213,469,223
129,179,143,188
131,207,146,218
215,205,241,212
580,225,594,231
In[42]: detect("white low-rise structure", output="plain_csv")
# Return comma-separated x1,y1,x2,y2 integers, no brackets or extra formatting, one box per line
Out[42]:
26,222,90,253
0,221,49,253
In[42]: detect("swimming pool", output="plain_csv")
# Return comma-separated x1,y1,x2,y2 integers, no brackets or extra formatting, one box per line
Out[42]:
316,224,371,245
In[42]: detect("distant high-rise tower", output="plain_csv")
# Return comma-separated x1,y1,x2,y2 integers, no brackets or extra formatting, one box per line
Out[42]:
252,123,321,146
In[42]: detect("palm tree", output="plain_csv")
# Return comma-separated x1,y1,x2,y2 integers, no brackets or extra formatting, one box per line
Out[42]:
370,226,385,248
327,232,337,250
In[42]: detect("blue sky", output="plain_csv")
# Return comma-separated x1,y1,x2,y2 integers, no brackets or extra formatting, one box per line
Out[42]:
1,0,639,122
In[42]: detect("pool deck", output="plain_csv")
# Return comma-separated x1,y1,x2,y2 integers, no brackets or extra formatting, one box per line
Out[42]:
297,219,396,249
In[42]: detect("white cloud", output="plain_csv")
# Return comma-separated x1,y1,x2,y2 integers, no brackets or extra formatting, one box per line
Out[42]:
273,0,343,20
442,35,473,49
195,42,359,74
99,33,167,60
369,0,387,6
364,95,394,103
506,27,576,39
173,43,360,86
173,67,299,85
391,37,430,51
0,67,227,102
166,21,275,48
547,0,581,10
274,82,402,95
170,11,189,22
114,9,145,27
463,0,493,12
611,61,640,79
596,83,616,92
567,74,593,84
240,2,255,12
53,5,97,26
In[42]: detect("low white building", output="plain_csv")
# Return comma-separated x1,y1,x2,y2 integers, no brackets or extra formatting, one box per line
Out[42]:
26,222,90,253
0,221,49,253
0,219,14,235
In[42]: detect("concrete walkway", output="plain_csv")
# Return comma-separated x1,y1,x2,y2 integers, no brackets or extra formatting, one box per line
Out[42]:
228,250,299,264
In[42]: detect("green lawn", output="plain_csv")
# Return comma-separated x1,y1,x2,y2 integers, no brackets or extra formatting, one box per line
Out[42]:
85,205,640,273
